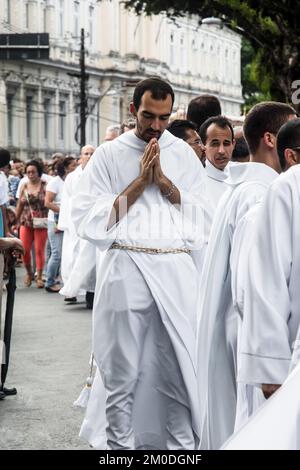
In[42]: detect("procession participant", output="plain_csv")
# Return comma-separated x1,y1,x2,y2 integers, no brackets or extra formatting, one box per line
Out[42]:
197,102,297,450
199,116,235,210
58,144,95,306
167,119,206,165
238,120,300,403
72,77,208,450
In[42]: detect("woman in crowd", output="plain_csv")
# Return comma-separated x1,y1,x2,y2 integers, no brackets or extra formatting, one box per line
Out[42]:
15,160,48,288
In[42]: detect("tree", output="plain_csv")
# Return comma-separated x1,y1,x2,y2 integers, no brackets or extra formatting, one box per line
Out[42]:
123,0,300,109
241,38,271,112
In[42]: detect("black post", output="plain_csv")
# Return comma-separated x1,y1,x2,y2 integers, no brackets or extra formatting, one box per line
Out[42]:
1,266,17,394
80,28,86,147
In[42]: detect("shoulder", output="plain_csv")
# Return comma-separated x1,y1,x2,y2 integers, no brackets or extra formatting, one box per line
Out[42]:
46,176,59,192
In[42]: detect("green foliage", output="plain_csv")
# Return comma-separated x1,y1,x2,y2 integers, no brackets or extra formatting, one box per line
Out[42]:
123,0,300,107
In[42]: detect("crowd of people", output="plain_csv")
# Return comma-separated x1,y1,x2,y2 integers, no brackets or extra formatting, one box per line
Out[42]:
1,77,299,450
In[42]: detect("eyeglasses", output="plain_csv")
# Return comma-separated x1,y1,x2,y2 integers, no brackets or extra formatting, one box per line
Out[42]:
289,146,300,151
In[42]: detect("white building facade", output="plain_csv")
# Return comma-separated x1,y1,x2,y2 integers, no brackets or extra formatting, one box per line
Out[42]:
0,0,243,160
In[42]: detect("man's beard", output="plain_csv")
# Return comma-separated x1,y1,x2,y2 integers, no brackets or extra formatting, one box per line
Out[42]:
135,120,162,142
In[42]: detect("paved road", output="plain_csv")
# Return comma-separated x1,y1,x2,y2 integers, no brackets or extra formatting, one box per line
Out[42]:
0,268,92,449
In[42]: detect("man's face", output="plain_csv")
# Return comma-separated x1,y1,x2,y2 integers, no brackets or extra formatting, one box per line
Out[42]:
13,162,25,176
205,123,235,171
132,90,172,142
80,145,95,168
185,129,206,164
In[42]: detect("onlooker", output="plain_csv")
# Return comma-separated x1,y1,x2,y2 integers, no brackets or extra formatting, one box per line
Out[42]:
120,118,136,134
187,94,222,131
15,160,48,288
16,159,52,200
104,125,120,141
45,157,77,293
0,149,12,237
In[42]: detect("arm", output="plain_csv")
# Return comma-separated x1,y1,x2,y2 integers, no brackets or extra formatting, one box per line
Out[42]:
108,138,157,229
15,188,26,222
238,177,294,389
1,206,10,237
153,140,181,205
45,191,60,213
0,237,24,254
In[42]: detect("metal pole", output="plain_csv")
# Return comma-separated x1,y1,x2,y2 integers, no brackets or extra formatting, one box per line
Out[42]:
80,28,86,147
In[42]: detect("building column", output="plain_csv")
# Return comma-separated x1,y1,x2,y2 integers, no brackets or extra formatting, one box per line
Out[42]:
36,83,44,159
55,86,61,151
0,78,7,147
18,82,27,160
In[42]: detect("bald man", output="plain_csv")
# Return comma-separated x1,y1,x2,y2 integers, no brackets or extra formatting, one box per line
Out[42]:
58,144,96,307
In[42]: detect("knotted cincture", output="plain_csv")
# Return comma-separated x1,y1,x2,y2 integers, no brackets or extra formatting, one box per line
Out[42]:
73,354,94,408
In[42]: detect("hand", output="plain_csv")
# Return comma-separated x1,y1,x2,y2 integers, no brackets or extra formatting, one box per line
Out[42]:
10,238,25,255
261,383,281,399
140,139,158,186
152,144,172,193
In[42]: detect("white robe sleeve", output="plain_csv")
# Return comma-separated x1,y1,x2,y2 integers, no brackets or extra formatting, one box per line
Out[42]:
238,179,293,385
71,145,119,251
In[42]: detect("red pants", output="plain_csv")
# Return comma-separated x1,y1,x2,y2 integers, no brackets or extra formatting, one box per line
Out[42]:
19,225,48,271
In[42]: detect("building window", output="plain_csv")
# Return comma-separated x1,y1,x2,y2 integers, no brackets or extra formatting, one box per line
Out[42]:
89,6,94,45
180,35,186,72
7,94,13,144
170,32,175,67
59,0,64,37
44,98,51,141
74,1,79,37
59,100,66,141
26,96,33,145
43,7,47,32
25,3,29,29
6,0,11,23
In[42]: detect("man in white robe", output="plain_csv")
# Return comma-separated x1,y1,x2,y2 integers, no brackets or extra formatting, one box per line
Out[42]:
58,144,95,305
199,116,236,210
223,162,300,450
222,356,300,450
72,78,209,450
197,102,297,450
238,121,300,402
167,119,206,165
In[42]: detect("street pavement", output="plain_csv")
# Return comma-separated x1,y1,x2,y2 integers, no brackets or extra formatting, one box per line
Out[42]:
0,267,92,449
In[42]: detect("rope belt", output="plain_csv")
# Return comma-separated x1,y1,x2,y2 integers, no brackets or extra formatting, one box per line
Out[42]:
110,242,190,255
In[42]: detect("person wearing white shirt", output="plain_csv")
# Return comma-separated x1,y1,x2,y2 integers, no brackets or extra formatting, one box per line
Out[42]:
44,157,77,292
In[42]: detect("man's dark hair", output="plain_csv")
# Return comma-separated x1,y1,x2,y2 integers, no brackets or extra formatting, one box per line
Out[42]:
167,119,197,140
199,115,234,144
133,77,174,111
277,117,300,170
243,101,296,155
25,159,43,177
0,148,11,168
187,94,221,130
231,136,250,161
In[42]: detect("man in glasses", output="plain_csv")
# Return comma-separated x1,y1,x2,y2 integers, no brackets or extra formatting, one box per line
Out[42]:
167,119,206,165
